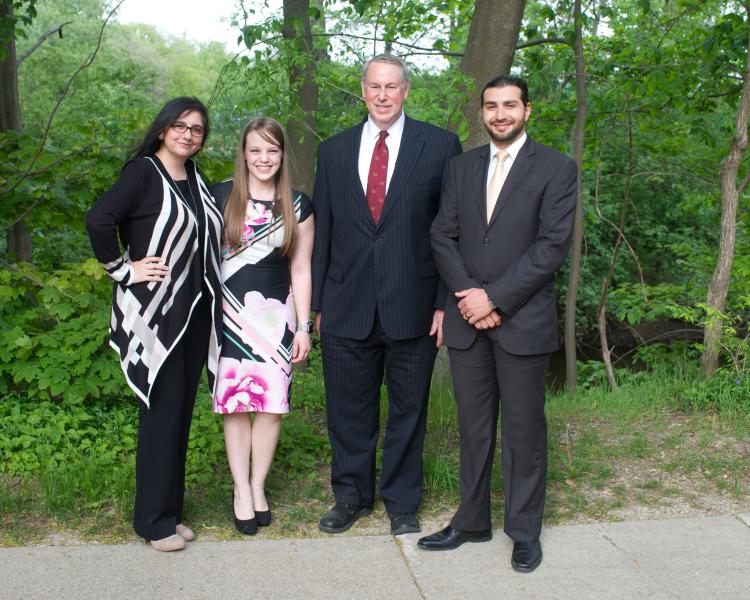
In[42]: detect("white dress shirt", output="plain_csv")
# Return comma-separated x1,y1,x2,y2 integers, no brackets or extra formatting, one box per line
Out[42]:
358,112,406,195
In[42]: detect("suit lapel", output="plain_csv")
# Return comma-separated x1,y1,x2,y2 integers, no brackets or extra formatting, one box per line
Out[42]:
488,136,536,227
339,121,372,221
377,117,424,229
472,146,491,226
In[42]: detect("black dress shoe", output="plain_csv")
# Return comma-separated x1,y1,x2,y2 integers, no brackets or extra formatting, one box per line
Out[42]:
389,512,420,535
255,509,272,527
233,493,258,535
511,539,542,573
319,504,372,533
417,525,492,551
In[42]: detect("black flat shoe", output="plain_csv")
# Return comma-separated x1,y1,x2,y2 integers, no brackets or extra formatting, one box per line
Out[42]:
511,539,542,573
255,509,272,527
417,525,492,551
233,492,258,536
318,504,372,533
389,512,420,535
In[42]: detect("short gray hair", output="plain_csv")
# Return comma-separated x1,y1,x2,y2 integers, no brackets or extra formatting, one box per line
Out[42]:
361,53,410,87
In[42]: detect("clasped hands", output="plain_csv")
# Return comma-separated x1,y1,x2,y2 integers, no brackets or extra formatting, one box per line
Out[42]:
456,288,502,330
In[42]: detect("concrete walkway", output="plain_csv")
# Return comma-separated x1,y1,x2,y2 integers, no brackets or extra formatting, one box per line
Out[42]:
2,514,749,599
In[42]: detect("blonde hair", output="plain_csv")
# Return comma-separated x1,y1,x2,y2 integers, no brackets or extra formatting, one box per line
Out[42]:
223,117,297,254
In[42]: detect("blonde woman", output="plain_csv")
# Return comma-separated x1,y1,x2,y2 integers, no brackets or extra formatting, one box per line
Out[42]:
211,117,314,534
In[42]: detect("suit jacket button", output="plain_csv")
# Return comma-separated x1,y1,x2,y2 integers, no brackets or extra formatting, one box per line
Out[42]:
482,279,488,285
483,238,489,245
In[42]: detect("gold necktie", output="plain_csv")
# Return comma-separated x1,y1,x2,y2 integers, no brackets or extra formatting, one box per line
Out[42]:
486,149,510,221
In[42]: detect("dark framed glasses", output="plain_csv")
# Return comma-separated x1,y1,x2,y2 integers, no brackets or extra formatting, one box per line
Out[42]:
171,121,205,137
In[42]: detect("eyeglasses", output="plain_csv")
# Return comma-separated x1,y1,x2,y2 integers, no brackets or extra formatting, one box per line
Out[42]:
171,121,205,137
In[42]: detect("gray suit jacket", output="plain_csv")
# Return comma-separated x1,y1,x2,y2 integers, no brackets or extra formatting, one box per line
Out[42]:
430,135,577,354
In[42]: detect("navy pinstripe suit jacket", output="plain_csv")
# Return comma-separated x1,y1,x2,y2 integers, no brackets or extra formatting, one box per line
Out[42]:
312,116,462,341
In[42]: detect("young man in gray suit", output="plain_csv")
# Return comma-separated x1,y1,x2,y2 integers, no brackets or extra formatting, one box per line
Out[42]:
312,54,462,536
421,76,577,573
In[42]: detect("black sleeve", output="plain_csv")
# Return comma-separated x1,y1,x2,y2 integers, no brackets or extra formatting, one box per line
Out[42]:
295,191,313,223
85,159,147,284
210,180,234,213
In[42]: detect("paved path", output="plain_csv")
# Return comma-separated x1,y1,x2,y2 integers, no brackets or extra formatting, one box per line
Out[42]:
2,514,749,599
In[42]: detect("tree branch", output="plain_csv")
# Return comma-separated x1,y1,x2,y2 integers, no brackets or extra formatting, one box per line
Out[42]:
515,36,569,50
2,197,44,231
738,170,750,196
1,145,120,232
16,21,73,67
0,1,124,198
312,32,464,57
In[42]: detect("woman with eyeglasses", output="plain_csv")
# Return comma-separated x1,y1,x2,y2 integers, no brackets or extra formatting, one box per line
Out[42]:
211,117,314,535
86,97,223,552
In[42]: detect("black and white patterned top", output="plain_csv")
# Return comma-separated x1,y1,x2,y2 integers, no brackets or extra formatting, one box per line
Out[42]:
86,155,223,406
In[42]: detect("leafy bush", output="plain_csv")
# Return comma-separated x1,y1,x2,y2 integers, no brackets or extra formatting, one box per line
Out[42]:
0,260,129,404
0,257,331,524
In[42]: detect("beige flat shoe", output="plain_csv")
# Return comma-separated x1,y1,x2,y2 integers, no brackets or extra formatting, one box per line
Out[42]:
150,534,186,552
176,523,194,542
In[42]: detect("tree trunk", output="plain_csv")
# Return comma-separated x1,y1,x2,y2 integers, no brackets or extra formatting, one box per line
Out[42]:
701,5,750,375
597,108,634,391
283,0,319,197
0,2,21,131
1,1,32,262
459,0,527,149
564,0,586,393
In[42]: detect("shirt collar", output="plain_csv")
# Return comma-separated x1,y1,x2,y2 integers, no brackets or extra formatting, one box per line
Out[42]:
365,111,406,139
490,131,527,162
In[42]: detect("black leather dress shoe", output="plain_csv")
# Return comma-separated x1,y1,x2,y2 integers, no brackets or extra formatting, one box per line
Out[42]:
319,504,373,533
417,525,492,551
511,539,542,572
389,512,420,535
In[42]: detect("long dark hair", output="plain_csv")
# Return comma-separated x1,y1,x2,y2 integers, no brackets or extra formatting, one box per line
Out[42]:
127,96,210,162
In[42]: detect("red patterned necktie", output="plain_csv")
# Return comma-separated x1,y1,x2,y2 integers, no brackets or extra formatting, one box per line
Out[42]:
366,130,389,224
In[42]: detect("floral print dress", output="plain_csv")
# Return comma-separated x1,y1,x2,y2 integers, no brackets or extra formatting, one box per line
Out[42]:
212,190,312,414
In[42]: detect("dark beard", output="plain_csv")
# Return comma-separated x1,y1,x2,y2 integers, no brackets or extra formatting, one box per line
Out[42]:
484,120,524,145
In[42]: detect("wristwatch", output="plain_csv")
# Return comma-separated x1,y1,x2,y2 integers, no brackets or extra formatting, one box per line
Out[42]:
297,320,313,333
487,295,497,311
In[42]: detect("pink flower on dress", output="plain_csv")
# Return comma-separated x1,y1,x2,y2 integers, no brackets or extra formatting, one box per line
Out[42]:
214,357,289,414
246,201,273,227
241,222,255,241
244,290,288,344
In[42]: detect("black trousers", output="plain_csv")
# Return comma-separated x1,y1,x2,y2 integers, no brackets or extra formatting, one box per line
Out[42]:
320,316,438,513
448,332,550,541
133,297,210,541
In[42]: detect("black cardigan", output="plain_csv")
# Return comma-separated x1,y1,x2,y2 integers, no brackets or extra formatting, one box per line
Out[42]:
86,156,223,406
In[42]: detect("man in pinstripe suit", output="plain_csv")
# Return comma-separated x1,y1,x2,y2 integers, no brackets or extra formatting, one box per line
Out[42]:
312,54,462,536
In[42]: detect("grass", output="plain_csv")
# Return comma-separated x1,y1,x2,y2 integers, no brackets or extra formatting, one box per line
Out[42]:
1,356,749,546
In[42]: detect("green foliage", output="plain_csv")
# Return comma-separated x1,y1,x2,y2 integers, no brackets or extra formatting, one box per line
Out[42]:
0,260,128,404
0,0,38,56
679,370,750,420
0,393,136,479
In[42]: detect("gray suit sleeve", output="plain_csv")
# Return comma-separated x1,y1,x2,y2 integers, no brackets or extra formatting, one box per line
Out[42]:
486,158,577,318
431,157,481,297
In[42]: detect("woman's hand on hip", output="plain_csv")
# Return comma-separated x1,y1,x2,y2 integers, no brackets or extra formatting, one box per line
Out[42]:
130,256,169,283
